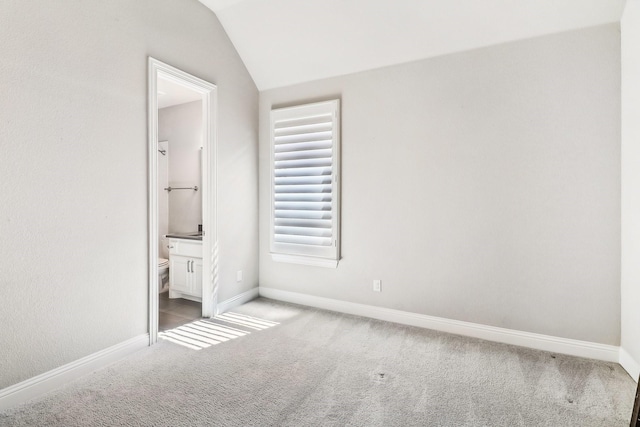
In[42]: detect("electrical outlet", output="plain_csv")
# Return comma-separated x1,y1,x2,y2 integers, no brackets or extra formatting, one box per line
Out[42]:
237,270,243,282
373,279,382,292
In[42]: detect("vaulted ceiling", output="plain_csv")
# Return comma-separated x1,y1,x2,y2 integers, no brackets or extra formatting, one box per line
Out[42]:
199,0,626,90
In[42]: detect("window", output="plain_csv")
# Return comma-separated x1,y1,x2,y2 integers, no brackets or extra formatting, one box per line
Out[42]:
270,99,341,268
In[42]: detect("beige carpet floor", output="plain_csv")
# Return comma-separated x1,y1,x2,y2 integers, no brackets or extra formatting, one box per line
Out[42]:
1,298,635,426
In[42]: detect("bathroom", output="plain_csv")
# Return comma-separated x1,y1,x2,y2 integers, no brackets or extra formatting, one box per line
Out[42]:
157,77,204,330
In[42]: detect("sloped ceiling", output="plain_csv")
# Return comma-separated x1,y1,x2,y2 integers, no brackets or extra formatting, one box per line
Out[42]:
200,0,626,90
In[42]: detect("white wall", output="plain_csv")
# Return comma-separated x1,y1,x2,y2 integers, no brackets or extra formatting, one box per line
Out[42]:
259,24,621,345
158,140,169,259
159,100,203,236
621,0,640,377
0,0,258,390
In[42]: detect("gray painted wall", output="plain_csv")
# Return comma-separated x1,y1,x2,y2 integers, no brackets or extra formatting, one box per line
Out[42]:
259,24,621,345
0,0,258,389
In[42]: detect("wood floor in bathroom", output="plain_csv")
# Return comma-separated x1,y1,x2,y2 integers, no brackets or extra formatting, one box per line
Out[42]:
159,292,202,331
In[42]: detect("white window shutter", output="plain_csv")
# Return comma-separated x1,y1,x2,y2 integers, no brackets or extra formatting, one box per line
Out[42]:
270,100,340,267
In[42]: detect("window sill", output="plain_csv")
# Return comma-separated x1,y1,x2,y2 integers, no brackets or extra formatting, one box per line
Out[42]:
271,253,339,268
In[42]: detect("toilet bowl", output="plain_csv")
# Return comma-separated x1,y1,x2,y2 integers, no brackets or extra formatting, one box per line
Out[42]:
158,258,169,292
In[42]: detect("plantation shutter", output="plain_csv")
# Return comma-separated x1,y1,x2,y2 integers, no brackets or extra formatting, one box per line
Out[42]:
270,100,340,267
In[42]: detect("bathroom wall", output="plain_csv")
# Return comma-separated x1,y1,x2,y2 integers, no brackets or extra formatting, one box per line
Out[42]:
0,0,258,390
158,140,169,259
158,100,203,237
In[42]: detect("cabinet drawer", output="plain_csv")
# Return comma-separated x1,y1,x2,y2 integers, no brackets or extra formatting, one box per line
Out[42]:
169,239,202,258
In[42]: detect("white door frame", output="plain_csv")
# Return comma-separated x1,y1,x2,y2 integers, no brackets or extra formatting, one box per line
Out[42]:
147,57,219,345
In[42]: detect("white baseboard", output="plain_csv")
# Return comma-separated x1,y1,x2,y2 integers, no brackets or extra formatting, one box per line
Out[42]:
217,287,259,314
620,347,640,381
0,334,148,412
259,287,620,364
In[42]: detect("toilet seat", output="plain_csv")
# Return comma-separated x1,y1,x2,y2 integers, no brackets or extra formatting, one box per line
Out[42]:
158,258,170,293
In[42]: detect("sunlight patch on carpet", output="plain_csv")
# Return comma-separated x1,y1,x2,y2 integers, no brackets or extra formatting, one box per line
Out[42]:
214,312,279,330
159,313,279,350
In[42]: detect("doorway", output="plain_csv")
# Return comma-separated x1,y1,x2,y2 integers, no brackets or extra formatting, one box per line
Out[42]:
148,58,218,345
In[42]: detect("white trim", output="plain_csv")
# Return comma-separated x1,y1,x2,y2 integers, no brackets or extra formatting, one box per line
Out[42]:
620,347,640,381
258,287,620,363
217,287,260,314
271,253,338,268
148,57,219,341
200,80,219,319
0,334,148,412
148,60,160,345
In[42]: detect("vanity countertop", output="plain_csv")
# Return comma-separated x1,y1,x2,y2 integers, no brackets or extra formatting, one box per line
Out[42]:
166,232,202,241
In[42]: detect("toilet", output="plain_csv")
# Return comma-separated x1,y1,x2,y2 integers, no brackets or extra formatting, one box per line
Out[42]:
158,258,169,292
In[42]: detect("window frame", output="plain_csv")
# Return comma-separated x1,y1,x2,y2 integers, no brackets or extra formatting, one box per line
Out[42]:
269,99,341,268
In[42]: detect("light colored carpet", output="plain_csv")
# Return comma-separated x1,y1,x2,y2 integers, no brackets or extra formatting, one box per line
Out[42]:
1,298,635,426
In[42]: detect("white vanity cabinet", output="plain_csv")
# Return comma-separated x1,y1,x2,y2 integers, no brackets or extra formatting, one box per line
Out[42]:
168,238,202,302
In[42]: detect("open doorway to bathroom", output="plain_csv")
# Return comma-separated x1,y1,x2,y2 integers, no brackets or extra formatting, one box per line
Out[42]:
157,77,203,331
148,58,218,345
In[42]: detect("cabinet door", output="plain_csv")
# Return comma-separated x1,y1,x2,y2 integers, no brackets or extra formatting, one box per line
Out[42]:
170,255,190,294
192,258,203,296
